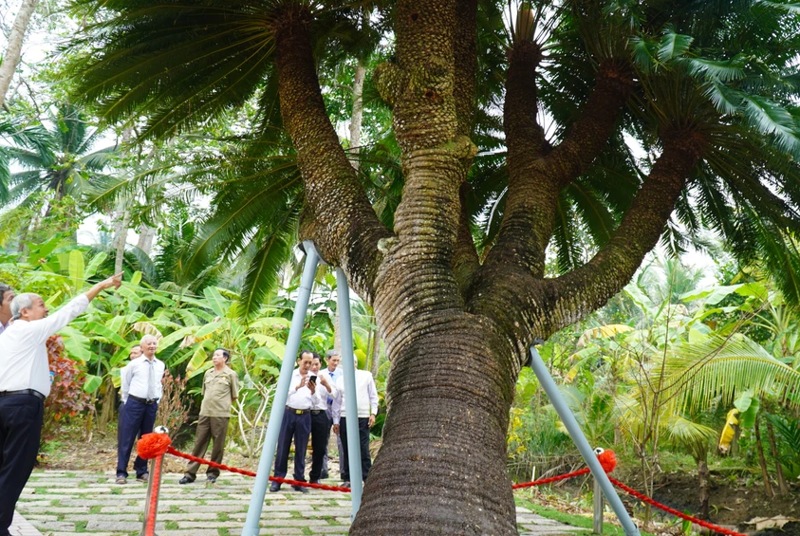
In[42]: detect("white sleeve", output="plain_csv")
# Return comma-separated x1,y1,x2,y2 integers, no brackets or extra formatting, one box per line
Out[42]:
33,295,89,344
121,362,133,403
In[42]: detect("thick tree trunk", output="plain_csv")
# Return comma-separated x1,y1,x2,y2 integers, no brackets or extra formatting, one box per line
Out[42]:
136,224,156,256
352,317,517,534
113,202,131,274
0,0,39,108
754,417,774,497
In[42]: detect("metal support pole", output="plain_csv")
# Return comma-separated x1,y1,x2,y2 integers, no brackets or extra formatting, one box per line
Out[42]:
241,241,320,536
336,267,363,520
528,346,640,536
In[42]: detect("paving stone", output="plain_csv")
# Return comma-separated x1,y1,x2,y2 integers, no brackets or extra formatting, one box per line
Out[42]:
13,469,584,536
85,520,153,531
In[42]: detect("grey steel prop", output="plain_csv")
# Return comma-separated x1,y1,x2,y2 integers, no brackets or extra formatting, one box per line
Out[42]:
528,346,640,536
336,266,363,519
241,241,320,536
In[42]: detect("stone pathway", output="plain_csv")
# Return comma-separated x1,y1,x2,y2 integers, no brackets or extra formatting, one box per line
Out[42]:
13,470,589,535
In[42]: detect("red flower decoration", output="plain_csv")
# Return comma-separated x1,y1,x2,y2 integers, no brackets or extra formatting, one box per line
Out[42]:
137,433,172,459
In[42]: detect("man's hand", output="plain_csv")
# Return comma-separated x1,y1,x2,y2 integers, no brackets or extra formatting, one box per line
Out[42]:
368,414,376,428
85,272,123,302
105,272,123,289
319,375,331,392
332,424,339,435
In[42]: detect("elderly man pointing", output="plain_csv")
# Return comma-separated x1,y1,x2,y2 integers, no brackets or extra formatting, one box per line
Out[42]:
0,273,122,536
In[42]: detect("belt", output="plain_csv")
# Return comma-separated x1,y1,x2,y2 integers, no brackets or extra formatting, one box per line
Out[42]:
286,407,310,415
0,389,45,401
311,409,324,415
128,394,159,405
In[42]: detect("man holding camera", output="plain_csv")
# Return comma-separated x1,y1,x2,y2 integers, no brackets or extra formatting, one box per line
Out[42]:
308,353,336,483
270,349,331,493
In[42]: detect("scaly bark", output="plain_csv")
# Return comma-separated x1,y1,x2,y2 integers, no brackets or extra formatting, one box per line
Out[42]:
469,129,704,352
484,60,633,278
272,6,389,301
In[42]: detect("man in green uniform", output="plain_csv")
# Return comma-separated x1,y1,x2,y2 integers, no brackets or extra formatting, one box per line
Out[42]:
179,348,239,484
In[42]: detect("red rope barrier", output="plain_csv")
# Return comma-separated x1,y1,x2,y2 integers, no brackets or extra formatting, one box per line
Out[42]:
165,446,352,492
159,439,746,535
511,468,590,489
608,477,746,536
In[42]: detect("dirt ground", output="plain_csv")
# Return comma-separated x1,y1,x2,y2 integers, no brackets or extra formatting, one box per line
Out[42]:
616,470,800,534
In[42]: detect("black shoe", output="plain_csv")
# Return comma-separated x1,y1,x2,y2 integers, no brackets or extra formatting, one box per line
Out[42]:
179,476,193,485
207,476,217,483
292,485,309,493
310,480,320,484
320,470,329,479
136,473,149,482
269,482,281,492
341,481,350,488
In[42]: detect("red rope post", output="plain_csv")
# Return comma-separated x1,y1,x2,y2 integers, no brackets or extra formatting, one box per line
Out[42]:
137,430,172,536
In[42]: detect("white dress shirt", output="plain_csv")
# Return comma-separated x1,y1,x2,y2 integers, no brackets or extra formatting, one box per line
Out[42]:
121,356,166,402
331,369,379,424
286,368,315,410
311,369,337,410
0,295,89,397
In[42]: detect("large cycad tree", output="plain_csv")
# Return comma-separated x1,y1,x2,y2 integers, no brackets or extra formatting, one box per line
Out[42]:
67,0,800,533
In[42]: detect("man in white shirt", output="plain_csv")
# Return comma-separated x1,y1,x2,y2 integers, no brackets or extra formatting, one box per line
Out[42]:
0,273,121,536
308,352,336,483
116,334,165,484
269,350,324,493
0,283,14,335
322,350,342,479
331,357,379,487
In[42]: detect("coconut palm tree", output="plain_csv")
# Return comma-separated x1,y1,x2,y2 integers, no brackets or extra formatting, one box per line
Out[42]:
0,103,116,232
65,0,800,532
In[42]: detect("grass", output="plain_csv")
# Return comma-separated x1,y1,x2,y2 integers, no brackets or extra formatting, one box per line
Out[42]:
516,498,656,536
75,520,88,531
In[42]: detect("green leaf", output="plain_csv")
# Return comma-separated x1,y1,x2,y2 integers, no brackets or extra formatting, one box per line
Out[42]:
84,321,129,347
739,397,760,429
85,251,108,279
680,284,743,305
203,286,230,318
657,31,693,62
83,374,103,394
68,249,85,290
734,389,754,413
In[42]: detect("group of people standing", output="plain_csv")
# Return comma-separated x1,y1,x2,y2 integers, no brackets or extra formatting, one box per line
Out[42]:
269,349,378,492
0,274,380,536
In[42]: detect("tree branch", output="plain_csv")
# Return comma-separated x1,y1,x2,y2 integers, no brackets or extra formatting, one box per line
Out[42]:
482,61,633,278
273,6,389,301
469,128,705,351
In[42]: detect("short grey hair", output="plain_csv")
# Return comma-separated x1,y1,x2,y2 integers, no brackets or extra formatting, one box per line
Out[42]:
10,293,38,320
140,334,159,346
326,350,340,358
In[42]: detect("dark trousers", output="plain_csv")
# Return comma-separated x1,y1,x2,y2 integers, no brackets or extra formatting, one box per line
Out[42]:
0,393,44,536
274,408,311,481
339,416,371,482
185,416,229,481
116,398,157,478
308,410,330,481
